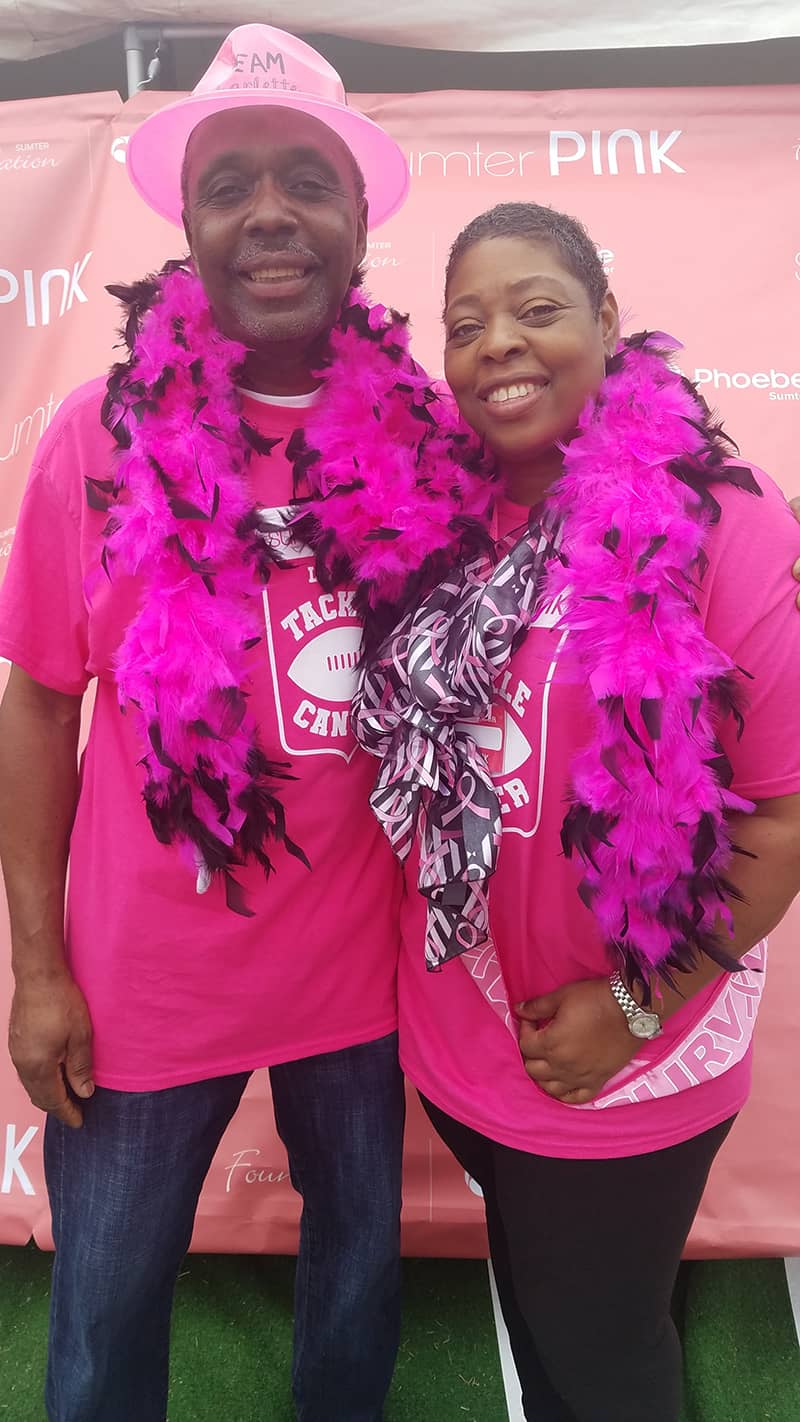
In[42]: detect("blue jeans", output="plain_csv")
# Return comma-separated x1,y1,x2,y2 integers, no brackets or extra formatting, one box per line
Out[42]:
43,1033,405,1422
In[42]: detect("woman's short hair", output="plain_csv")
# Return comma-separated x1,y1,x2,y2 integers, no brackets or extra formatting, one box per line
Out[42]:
444,202,609,316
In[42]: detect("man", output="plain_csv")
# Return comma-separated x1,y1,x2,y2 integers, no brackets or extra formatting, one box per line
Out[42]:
0,26,417,1422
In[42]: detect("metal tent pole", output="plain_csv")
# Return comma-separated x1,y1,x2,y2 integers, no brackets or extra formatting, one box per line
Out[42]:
123,25,147,96
137,25,230,41
122,24,232,96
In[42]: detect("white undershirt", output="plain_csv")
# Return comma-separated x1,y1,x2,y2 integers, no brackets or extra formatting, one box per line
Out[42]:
237,385,321,408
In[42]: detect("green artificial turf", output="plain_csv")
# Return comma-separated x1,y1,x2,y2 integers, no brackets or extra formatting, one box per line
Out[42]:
386,1260,509,1422
0,1245,50,1416
681,1259,800,1422
0,1246,796,1419
169,1255,507,1421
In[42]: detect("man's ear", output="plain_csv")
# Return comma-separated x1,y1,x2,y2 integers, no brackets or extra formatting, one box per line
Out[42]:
349,199,369,288
355,197,369,270
182,210,193,258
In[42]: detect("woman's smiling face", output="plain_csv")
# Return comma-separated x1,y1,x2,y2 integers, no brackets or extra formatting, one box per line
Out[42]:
444,235,619,493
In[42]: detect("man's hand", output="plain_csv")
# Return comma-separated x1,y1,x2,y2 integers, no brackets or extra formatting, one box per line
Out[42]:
516,978,639,1105
791,497,800,609
9,970,94,1128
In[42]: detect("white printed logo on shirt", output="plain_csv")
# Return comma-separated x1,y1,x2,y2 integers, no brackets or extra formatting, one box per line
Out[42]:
460,589,571,836
258,507,361,763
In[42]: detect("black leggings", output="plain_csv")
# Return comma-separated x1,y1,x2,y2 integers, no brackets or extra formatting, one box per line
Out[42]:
421,1095,734,1422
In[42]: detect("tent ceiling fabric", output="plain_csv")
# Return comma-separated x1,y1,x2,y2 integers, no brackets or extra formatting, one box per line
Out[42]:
2,1,799,63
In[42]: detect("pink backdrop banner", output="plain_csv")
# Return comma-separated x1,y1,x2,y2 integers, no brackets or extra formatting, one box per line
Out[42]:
0,84,798,1257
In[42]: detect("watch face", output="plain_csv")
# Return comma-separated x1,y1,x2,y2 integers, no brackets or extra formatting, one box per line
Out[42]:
630,1011,661,1040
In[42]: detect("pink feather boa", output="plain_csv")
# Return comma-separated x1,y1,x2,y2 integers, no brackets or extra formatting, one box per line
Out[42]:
95,263,494,909
546,333,760,986
297,294,495,632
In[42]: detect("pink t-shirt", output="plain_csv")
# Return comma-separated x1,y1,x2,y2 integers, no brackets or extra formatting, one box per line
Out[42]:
398,469,800,1158
0,380,401,1089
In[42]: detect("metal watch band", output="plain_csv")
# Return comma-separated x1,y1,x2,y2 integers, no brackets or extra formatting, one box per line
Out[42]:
609,969,642,1021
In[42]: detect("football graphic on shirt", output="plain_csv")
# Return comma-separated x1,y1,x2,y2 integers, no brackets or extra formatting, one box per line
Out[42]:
497,712,532,776
287,626,363,703
459,710,532,777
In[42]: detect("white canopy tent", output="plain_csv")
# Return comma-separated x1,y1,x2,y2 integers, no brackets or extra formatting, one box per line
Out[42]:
2,0,799,64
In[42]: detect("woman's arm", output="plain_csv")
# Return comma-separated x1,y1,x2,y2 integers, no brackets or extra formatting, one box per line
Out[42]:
517,793,800,1103
652,795,800,1018
790,496,800,607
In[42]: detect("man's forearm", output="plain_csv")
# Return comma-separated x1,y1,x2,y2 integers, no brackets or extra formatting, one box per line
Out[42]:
0,666,82,981
651,794,800,1018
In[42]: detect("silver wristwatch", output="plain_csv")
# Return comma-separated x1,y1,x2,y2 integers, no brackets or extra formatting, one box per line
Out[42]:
609,970,662,1040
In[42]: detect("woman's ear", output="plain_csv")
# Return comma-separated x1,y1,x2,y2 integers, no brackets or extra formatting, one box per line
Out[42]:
600,290,620,358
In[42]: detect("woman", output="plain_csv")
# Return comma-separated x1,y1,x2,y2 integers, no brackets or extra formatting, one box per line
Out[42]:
352,203,800,1422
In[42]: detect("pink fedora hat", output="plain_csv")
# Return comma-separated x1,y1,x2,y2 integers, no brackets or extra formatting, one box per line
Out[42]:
126,24,409,228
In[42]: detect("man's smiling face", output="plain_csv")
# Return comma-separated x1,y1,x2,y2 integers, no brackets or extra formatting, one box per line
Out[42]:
182,106,367,361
